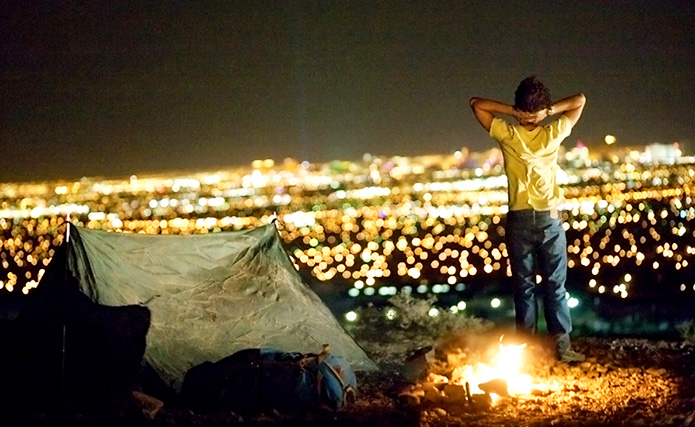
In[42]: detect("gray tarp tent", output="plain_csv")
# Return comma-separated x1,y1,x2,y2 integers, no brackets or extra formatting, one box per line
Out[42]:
63,222,376,389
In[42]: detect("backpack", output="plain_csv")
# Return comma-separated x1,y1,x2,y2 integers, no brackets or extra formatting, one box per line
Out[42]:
182,345,357,414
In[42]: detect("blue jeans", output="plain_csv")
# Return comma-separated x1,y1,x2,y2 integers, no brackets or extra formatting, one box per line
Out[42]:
506,209,572,351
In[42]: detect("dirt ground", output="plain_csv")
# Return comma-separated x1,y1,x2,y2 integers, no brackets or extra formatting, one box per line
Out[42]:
392,336,695,427
6,336,695,427
342,335,695,427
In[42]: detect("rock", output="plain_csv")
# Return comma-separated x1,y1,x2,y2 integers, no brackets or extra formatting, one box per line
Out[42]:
443,384,467,402
447,352,466,366
424,387,444,404
132,390,164,420
646,367,667,376
571,366,584,375
398,392,421,407
684,410,695,425
402,346,434,382
411,388,425,398
470,393,492,408
397,384,414,395
425,373,449,384
421,382,439,393
432,407,447,417
531,387,551,397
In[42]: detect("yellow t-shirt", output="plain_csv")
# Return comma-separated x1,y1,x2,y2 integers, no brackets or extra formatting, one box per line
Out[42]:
489,115,572,211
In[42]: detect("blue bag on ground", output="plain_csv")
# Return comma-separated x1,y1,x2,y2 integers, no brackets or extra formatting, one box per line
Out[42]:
182,345,357,414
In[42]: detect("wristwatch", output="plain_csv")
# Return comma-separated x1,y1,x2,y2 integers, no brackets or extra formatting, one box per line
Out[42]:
547,107,555,116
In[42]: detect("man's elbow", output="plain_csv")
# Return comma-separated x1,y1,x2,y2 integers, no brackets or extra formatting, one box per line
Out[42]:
575,93,587,107
469,97,481,110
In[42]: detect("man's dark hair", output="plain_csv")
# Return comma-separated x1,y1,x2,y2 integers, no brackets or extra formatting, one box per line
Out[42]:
514,76,552,112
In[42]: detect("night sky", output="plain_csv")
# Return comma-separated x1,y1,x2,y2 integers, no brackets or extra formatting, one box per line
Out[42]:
2,1,694,182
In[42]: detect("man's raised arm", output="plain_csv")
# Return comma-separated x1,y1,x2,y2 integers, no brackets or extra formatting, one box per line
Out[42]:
469,97,526,131
548,93,586,128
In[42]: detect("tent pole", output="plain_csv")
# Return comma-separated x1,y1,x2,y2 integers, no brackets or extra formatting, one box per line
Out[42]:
60,213,71,414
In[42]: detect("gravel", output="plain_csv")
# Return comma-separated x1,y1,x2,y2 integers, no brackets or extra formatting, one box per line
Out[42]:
5,336,695,426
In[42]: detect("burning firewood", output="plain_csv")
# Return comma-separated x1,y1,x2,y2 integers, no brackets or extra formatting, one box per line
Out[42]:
478,378,510,397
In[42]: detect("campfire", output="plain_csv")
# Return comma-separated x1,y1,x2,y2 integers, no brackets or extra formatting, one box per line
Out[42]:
400,333,557,408
451,340,532,397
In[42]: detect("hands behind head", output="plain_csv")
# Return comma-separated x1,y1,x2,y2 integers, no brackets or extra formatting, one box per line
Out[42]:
513,108,548,126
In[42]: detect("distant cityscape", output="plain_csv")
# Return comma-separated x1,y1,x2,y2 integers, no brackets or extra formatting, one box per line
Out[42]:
1,142,694,323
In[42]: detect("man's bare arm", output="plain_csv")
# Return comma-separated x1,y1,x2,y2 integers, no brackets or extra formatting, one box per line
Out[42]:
469,97,528,131
548,93,586,128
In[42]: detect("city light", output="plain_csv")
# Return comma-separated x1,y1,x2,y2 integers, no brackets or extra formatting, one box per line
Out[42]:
1,146,694,315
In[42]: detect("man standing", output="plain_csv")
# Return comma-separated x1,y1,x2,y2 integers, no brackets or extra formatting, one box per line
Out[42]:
470,76,586,362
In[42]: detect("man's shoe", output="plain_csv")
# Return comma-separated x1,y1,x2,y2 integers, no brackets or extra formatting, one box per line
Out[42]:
559,349,586,363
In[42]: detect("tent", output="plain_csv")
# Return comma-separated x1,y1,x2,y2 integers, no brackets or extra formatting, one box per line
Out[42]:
1,222,376,409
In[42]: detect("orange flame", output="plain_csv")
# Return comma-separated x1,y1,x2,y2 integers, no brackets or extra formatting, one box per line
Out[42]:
449,337,535,402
